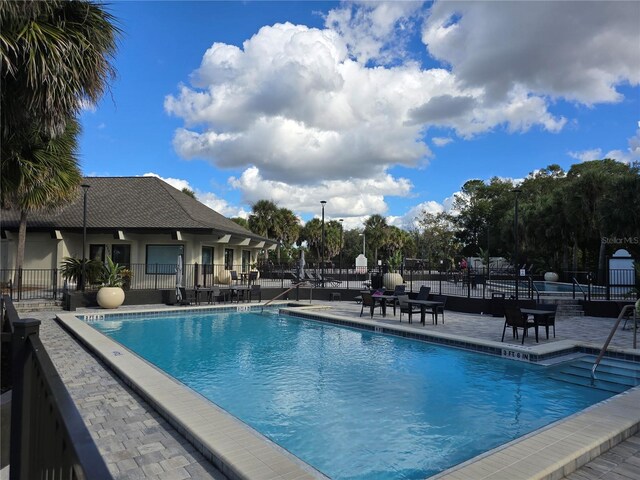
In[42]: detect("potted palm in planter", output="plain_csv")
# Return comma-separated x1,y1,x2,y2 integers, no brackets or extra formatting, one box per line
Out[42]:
96,256,126,309
60,257,103,290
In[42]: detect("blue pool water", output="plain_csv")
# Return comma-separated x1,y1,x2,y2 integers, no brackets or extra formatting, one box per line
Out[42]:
90,311,614,480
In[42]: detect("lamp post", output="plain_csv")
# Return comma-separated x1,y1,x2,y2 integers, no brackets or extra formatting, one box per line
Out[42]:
339,219,344,279
81,184,90,292
320,200,326,288
513,188,522,301
360,232,366,256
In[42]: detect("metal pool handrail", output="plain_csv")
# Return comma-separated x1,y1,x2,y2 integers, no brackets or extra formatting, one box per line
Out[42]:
591,304,636,381
261,282,309,311
572,277,588,301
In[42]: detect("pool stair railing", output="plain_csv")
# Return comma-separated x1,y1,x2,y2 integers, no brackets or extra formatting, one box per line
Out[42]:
591,304,637,382
550,355,640,394
261,282,310,312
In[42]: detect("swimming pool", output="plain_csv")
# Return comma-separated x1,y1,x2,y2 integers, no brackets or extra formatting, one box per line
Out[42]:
89,310,617,479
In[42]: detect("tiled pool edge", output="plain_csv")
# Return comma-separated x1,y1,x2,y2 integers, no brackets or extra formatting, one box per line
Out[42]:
56,310,328,480
58,305,640,480
282,306,640,480
282,307,640,364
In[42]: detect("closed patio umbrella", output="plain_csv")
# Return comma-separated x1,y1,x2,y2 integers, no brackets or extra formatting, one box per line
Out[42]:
299,250,305,280
176,254,184,302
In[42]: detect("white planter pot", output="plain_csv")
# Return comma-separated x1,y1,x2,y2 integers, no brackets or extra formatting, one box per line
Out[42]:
97,287,125,309
217,270,232,285
544,272,559,282
383,272,403,290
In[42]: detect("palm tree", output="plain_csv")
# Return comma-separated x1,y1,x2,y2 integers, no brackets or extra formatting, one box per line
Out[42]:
364,214,389,265
2,119,83,272
275,208,300,263
1,0,120,272
1,1,120,139
248,200,280,261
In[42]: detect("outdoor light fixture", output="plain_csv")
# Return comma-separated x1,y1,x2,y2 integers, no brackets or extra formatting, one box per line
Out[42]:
321,201,327,288
81,184,90,292
339,219,344,277
512,188,522,301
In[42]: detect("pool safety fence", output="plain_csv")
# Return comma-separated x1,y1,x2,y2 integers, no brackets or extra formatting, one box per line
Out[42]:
2,295,111,479
0,263,636,303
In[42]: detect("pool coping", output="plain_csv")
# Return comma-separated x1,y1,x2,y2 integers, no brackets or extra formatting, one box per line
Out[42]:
57,304,328,480
58,303,640,480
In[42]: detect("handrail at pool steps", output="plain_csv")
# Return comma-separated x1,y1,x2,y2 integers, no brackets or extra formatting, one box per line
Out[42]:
2,295,112,479
530,276,541,303
572,276,588,301
261,281,310,311
591,304,637,381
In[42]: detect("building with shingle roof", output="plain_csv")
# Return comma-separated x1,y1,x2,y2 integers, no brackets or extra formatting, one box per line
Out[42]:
1,177,275,285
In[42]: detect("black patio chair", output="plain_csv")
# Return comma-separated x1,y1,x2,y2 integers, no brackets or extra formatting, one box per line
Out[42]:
249,284,261,302
397,294,420,323
178,287,197,306
535,303,557,338
360,291,382,318
502,306,537,345
417,285,431,300
431,294,447,324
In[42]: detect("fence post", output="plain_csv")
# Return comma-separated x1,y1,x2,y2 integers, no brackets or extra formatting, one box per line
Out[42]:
194,262,200,288
10,317,42,480
52,268,58,300
17,268,23,301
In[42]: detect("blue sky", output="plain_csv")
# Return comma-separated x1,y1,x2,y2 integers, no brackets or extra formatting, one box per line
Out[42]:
80,1,640,229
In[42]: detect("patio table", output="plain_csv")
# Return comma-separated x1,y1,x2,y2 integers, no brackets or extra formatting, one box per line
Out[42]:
371,294,397,317
406,299,445,325
519,308,555,342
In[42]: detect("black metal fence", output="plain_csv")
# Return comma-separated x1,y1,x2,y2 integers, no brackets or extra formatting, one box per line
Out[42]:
2,295,112,479
0,263,636,302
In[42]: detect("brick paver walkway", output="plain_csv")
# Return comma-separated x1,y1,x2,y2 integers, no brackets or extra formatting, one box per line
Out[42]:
32,312,225,480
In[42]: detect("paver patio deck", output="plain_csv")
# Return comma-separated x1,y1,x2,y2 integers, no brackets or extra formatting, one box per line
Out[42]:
8,299,640,479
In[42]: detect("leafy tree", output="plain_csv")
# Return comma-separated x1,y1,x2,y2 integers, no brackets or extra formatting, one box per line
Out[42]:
181,187,196,198
300,218,322,264
417,212,459,271
231,217,249,229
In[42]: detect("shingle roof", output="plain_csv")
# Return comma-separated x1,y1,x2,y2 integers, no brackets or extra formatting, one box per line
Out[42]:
1,176,270,242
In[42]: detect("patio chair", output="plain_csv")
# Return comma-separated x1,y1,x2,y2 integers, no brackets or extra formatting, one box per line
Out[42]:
417,286,431,300
248,271,258,285
397,294,420,323
249,284,261,302
178,287,197,306
502,306,537,345
360,291,382,318
431,294,447,324
230,270,240,284
535,303,557,338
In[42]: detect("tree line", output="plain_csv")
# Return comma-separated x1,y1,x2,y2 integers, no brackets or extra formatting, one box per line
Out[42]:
238,160,640,282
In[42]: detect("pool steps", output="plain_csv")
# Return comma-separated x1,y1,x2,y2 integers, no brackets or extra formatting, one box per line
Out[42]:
549,356,640,393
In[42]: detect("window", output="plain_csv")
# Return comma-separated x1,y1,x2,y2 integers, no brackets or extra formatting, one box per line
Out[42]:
112,244,131,267
202,246,214,274
90,244,105,262
224,248,234,270
146,245,184,274
242,250,251,272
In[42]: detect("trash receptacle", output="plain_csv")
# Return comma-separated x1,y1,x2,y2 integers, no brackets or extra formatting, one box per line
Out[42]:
491,292,506,317
371,273,383,290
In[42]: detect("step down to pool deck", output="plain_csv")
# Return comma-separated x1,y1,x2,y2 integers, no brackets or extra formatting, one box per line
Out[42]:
549,356,640,394
555,302,584,318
